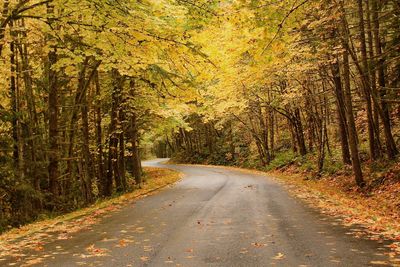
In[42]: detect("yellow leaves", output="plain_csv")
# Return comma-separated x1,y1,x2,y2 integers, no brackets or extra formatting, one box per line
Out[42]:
240,248,249,254
369,260,389,265
272,252,285,260
144,245,153,252
115,238,134,248
20,257,44,267
164,256,174,263
140,256,149,262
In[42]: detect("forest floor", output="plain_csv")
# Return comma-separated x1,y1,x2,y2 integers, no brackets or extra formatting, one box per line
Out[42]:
0,167,182,263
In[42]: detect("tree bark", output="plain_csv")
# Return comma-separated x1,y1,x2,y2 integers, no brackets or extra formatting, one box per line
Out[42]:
129,79,142,186
118,106,127,192
105,69,123,196
94,71,105,196
0,0,10,56
371,0,398,159
81,86,94,203
294,108,307,156
365,0,382,158
331,58,351,164
47,2,59,200
357,0,378,161
343,49,365,187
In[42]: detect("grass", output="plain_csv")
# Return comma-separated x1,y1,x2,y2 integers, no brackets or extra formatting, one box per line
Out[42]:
262,150,298,171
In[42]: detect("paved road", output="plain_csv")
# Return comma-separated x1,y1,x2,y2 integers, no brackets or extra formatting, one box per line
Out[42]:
3,159,398,266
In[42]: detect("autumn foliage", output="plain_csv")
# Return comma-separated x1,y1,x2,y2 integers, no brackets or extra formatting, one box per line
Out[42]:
0,0,399,232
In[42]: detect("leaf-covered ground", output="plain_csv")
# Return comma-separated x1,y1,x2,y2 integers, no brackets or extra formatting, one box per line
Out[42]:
0,167,182,264
269,164,400,262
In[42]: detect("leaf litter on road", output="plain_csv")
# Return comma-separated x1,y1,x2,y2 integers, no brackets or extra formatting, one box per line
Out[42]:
272,252,285,260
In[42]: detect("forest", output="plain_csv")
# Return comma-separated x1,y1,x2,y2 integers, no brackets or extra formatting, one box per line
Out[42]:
0,0,399,231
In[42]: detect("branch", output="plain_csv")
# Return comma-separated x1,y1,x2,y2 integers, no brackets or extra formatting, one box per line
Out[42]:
261,0,310,54
176,0,217,16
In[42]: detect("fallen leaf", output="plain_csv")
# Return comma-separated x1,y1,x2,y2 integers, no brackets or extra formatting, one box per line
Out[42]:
34,245,44,251
370,261,389,265
272,252,285,260
21,258,44,267
251,242,266,248
116,239,127,247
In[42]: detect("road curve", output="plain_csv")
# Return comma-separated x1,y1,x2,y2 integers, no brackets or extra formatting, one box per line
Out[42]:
4,159,398,266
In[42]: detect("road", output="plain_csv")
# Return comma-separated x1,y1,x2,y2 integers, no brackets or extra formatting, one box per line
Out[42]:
3,159,398,266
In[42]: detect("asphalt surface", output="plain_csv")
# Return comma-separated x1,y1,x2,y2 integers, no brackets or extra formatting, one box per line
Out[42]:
3,159,398,266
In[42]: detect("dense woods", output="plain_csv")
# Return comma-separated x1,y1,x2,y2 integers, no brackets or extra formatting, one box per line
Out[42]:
0,0,205,230
157,1,400,187
0,0,399,230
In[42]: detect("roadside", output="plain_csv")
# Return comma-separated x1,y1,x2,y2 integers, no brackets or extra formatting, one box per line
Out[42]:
269,165,400,260
0,167,182,262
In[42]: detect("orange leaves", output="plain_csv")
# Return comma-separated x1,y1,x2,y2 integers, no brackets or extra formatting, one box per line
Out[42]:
223,219,232,225
269,166,400,256
0,166,181,263
85,244,109,257
33,243,44,251
116,239,127,248
251,242,266,248
21,257,44,267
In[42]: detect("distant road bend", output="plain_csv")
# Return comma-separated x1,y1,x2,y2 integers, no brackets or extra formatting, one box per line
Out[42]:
5,159,398,266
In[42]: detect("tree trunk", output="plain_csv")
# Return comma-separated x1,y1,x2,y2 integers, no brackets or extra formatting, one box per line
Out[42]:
0,0,10,56
17,17,42,209
365,0,382,157
47,2,59,200
10,21,20,174
331,59,351,164
129,79,142,186
357,0,378,161
94,71,105,196
294,109,307,156
105,69,123,196
371,0,398,159
131,113,142,186
343,49,365,187
118,107,127,192
81,88,94,203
